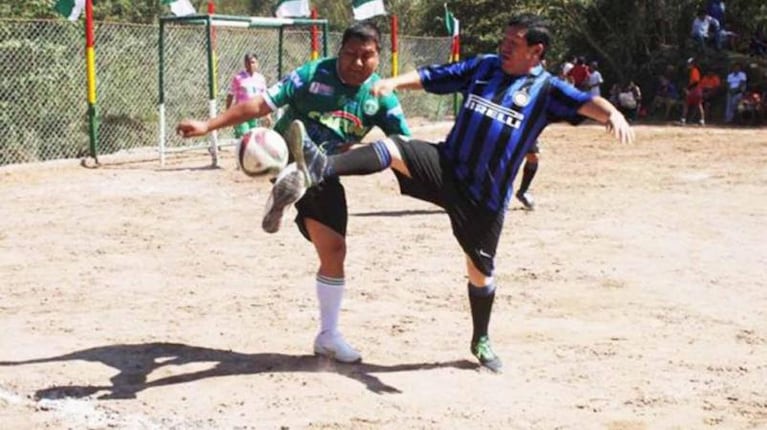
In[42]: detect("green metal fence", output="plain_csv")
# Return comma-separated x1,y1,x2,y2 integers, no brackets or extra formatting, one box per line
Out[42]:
0,18,452,167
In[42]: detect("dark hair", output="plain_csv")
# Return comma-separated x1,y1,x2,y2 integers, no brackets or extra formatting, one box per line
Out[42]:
244,53,259,62
507,14,551,59
341,21,382,52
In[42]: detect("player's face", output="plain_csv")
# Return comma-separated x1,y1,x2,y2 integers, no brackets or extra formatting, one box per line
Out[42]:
246,58,259,74
337,38,379,86
499,25,543,75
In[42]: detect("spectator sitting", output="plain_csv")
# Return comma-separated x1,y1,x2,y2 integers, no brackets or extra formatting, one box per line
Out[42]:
651,75,680,120
725,62,747,123
618,81,642,122
736,89,764,124
691,9,717,50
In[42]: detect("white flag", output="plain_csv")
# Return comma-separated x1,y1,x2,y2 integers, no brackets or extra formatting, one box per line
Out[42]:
162,0,196,17
275,0,310,18
352,0,386,21
53,0,86,22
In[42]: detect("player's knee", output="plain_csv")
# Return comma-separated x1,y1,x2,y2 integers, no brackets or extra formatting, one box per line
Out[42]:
466,256,494,286
383,135,410,176
383,136,406,161
317,238,346,261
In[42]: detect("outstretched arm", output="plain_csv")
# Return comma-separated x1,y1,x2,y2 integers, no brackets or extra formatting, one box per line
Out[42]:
370,70,424,96
176,96,273,138
577,96,635,144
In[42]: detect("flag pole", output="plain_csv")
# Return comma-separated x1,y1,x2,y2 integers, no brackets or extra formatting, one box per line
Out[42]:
390,14,398,77
206,0,219,167
208,0,217,98
85,0,99,165
452,32,460,116
446,5,461,117
311,7,319,60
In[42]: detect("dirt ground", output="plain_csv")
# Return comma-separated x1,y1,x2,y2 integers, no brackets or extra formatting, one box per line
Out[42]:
1,122,766,430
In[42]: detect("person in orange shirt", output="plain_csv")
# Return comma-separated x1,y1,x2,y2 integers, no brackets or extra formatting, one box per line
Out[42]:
679,57,705,125
700,71,722,120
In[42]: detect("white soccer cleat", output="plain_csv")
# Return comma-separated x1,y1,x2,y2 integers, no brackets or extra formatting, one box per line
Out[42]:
313,331,362,363
261,163,308,234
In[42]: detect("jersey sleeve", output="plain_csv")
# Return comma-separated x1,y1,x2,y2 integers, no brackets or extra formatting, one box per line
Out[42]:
546,76,593,125
263,62,313,111
227,74,240,96
416,55,486,95
373,92,411,137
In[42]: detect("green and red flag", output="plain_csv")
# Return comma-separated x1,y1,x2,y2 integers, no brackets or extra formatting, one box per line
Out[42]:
444,4,460,62
54,0,85,21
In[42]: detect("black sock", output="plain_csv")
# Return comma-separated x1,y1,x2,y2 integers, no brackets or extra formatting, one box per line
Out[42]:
468,282,496,343
327,140,391,177
518,160,538,194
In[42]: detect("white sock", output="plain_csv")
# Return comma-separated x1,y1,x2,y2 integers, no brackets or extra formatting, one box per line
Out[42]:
316,275,344,336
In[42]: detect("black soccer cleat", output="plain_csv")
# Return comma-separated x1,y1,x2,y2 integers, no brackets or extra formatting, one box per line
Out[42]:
516,190,535,210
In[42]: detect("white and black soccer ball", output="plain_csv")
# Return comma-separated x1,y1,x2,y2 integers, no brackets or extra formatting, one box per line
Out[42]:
235,128,288,176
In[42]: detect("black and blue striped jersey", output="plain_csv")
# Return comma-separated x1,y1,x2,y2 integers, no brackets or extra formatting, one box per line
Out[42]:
417,54,593,212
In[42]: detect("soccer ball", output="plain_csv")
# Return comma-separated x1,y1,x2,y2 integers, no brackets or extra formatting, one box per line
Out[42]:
235,127,288,176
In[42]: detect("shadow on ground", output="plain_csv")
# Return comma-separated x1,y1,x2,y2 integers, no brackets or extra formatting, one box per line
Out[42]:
0,342,476,399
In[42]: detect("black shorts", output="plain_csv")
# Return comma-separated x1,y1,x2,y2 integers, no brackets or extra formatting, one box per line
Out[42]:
392,136,505,276
294,177,347,241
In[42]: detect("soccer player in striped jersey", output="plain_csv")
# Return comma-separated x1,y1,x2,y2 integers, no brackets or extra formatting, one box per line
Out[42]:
264,14,634,372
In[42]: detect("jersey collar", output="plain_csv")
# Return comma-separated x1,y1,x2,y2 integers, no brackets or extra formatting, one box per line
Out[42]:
528,64,544,77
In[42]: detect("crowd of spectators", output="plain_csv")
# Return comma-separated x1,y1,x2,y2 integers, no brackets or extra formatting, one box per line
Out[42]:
639,1,764,125
553,0,765,126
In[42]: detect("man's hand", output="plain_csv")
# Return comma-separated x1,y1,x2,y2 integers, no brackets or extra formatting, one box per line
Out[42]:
606,111,635,144
370,79,396,96
176,120,209,138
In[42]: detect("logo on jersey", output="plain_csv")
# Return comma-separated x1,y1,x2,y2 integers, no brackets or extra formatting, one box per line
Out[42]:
309,82,334,96
464,94,524,129
512,90,530,107
308,110,366,137
287,71,304,89
363,99,379,115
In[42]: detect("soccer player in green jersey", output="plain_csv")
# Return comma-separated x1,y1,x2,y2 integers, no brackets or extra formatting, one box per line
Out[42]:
177,22,410,364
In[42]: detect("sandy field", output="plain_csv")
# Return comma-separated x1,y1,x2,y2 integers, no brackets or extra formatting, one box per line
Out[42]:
1,122,766,430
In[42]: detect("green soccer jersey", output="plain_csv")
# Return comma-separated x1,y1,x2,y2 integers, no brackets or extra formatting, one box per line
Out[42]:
263,58,411,154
